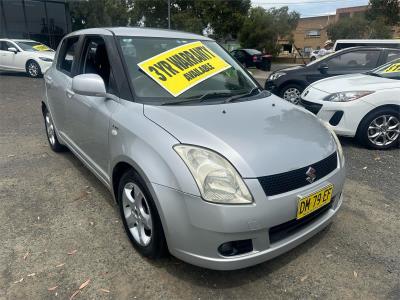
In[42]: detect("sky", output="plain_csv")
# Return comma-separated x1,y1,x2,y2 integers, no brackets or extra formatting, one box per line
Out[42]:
251,0,369,17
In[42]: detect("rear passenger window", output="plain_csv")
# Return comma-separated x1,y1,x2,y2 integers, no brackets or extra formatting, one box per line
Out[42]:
386,50,400,63
58,37,79,75
326,50,380,70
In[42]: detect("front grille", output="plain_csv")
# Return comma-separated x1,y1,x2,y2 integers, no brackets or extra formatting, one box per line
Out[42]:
300,99,323,115
269,197,335,244
258,152,337,196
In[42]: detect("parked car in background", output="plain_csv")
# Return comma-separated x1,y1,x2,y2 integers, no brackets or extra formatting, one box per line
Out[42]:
231,48,272,70
309,49,320,61
0,39,55,77
265,46,400,104
42,27,345,270
301,58,400,149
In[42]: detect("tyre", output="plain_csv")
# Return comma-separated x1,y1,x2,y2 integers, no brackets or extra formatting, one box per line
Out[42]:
357,107,400,149
26,60,41,78
43,108,67,152
118,169,167,258
310,56,316,61
280,84,304,105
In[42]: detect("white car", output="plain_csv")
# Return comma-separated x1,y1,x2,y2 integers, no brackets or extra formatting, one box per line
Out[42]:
301,58,400,149
0,39,55,77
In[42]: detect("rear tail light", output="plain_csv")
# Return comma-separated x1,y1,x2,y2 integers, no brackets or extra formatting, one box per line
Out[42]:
253,55,257,62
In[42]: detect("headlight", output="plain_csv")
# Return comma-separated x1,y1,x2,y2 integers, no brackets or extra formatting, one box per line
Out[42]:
174,145,253,204
323,91,374,102
269,72,286,80
39,57,53,62
321,122,345,167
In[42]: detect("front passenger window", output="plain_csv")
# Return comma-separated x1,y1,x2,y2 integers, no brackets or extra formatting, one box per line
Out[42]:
79,37,112,91
326,50,380,70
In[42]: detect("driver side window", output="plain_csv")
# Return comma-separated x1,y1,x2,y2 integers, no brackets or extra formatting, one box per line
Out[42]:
78,36,115,93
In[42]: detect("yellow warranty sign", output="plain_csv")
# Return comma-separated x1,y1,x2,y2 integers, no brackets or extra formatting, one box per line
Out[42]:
138,41,231,97
384,63,400,73
32,44,51,51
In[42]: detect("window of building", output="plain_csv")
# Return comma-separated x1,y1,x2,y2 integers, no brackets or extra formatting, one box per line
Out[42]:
58,37,79,75
305,30,321,38
2,0,27,38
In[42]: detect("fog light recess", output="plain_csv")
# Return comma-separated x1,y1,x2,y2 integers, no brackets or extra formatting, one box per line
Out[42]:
218,239,253,257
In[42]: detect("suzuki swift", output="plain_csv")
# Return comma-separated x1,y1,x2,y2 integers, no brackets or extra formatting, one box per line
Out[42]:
42,28,345,270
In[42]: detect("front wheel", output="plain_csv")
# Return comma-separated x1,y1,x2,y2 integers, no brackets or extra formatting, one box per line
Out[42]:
280,84,304,105
118,170,167,258
26,60,41,78
357,108,400,149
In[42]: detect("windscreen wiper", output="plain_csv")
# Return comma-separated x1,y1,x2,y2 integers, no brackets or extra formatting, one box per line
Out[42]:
161,91,233,106
224,87,261,103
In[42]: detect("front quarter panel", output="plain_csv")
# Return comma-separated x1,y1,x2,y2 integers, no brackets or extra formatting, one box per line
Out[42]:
109,100,201,197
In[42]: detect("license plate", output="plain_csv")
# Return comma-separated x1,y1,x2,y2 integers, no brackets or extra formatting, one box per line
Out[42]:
297,184,333,220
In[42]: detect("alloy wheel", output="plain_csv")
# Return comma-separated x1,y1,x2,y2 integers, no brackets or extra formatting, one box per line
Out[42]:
122,182,153,246
28,62,39,77
283,87,301,104
45,112,56,146
367,114,400,147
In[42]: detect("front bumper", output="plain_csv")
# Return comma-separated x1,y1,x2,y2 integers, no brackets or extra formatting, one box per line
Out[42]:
37,60,53,73
300,87,375,137
264,80,279,94
152,163,345,270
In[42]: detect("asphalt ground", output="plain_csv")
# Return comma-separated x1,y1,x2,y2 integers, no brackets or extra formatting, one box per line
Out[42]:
0,71,399,299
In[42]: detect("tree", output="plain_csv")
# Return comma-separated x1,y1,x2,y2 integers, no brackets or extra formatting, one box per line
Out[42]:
130,0,250,39
327,15,369,40
69,0,132,31
238,6,299,56
366,0,400,26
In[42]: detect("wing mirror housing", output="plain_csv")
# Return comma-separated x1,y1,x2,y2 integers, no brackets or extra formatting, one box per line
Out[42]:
7,47,18,54
72,74,106,98
318,64,329,74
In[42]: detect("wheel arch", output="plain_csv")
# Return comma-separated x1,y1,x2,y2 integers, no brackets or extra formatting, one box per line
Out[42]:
356,104,400,137
277,80,307,95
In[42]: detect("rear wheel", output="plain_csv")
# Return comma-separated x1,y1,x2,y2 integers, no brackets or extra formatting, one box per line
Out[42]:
280,84,304,105
43,109,66,152
118,169,167,258
357,107,400,149
26,60,41,78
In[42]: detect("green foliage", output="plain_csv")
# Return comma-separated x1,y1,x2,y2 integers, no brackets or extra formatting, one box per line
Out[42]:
366,0,400,26
130,0,250,39
69,0,132,31
238,6,299,56
327,15,369,40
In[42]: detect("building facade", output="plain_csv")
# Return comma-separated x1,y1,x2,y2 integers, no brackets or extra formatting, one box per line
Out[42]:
0,0,71,49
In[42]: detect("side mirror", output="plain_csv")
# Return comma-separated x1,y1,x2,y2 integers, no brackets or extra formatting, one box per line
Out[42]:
7,47,18,54
72,74,106,97
318,64,329,74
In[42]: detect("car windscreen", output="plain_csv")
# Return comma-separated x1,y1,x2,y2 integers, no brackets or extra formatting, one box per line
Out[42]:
118,37,261,105
245,49,261,55
15,41,53,52
368,58,400,80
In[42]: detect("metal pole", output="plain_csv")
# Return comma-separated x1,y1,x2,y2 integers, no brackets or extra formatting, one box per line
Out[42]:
168,0,171,29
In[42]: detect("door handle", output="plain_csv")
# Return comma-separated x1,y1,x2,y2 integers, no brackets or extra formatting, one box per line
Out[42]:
66,89,75,99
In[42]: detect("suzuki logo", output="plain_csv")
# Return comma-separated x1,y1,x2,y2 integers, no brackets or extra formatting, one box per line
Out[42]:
306,167,317,183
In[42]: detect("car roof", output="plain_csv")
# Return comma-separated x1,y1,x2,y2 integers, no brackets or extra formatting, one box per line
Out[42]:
335,39,400,44
0,39,37,43
336,46,400,52
66,27,213,41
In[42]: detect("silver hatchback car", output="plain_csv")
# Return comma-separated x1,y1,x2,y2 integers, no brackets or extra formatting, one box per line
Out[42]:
42,27,345,270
